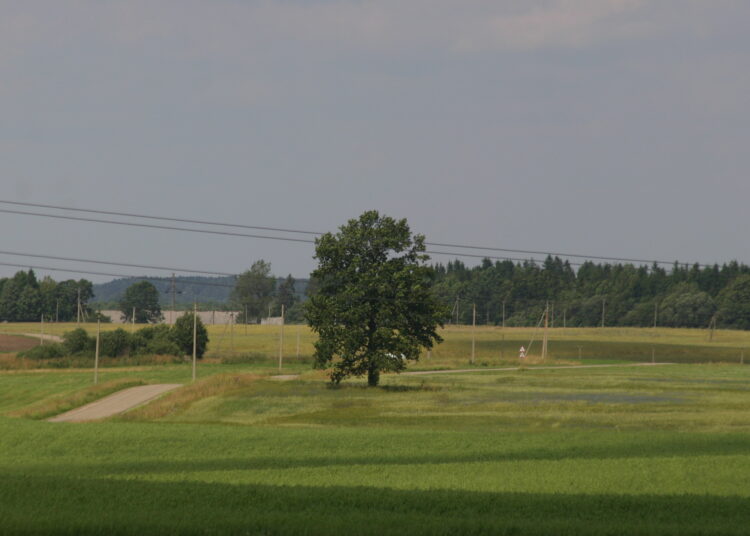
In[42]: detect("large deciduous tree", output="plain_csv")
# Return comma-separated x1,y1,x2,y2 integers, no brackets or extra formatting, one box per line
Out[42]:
232,260,276,323
305,211,445,386
120,281,163,323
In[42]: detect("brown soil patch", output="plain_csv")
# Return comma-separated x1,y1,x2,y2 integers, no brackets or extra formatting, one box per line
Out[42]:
0,334,38,352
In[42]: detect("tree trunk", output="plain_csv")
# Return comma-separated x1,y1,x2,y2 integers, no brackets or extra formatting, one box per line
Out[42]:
367,365,380,387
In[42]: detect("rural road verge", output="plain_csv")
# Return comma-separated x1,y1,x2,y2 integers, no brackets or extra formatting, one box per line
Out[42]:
48,384,182,422
404,362,675,376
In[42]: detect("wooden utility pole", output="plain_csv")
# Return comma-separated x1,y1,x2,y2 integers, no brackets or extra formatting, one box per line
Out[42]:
132,307,136,332
76,288,81,324
244,305,248,336
653,301,658,328
541,302,549,362
471,303,476,364
296,325,300,360
171,273,176,325
708,315,716,342
55,300,59,323
563,308,567,329
502,300,506,329
278,304,285,372
601,299,606,328
230,313,235,354
94,317,100,385
456,297,460,325
39,314,44,346
550,303,555,328
192,303,197,382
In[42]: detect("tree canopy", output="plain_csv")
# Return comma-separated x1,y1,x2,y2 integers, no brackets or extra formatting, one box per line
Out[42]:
232,260,276,323
305,211,445,386
0,270,93,322
120,281,163,323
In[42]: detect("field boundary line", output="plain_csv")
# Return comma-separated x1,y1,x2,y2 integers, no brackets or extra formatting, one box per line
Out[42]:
403,362,676,376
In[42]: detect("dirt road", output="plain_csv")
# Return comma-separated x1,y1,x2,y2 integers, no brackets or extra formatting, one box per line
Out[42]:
48,384,182,422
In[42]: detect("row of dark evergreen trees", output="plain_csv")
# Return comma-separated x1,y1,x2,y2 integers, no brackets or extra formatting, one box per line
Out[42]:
0,270,93,322
432,257,750,330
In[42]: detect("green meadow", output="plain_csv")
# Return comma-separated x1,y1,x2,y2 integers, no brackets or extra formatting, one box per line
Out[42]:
1,326,750,534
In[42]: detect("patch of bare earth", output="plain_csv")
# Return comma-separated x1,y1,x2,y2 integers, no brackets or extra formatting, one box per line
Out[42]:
0,334,38,352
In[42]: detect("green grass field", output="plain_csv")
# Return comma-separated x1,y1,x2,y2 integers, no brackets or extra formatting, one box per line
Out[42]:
1,326,750,534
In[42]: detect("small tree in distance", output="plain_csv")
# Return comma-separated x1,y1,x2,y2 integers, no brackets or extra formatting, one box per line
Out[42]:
172,311,209,358
305,210,446,386
120,281,163,323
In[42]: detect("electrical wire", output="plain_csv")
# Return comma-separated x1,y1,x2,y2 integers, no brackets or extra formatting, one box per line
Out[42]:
0,199,710,267
0,249,238,277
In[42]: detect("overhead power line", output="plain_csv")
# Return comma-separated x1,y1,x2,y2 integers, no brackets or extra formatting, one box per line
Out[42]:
0,249,238,277
0,207,558,265
0,261,237,289
0,198,712,267
0,208,316,244
0,199,321,236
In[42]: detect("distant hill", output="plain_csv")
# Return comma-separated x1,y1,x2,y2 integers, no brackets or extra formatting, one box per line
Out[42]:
92,275,308,307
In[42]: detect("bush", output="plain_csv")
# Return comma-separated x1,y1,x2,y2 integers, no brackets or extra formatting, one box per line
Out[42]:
99,328,132,358
171,312,209,358
63,328,94,355
19,343,66,360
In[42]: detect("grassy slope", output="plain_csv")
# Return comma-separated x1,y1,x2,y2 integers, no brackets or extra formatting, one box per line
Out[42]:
2,363,750,534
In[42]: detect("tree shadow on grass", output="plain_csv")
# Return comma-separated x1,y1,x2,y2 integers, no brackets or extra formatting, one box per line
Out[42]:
31,432,750,475
1,473,748,535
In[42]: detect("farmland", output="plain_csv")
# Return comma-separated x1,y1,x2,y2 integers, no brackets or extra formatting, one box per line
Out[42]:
1,326,750,534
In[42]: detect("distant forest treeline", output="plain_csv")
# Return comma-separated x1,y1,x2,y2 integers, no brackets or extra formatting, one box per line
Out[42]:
91,276,309,309
432,257,750,330
4,257,750,329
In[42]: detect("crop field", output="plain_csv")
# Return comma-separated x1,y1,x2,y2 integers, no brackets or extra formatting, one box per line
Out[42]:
1,326,750,534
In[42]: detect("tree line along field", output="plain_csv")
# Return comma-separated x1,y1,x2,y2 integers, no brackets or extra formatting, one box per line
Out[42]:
2,325,750,534
2,323,750,370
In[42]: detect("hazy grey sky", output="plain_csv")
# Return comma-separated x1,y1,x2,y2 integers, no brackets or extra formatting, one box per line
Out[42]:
1,1,749,283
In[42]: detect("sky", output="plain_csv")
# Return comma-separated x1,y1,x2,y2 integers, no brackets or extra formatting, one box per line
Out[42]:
1,0,749,284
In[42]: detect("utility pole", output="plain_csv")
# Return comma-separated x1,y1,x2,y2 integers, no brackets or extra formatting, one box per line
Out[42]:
542,302,549,362
192,303,197,382
244,305,248,336
76,288,81,324
39,314,44,346
455,296,460,325
230,312,234,354
563,308,567,329
502,300,506,329
471,303,476,364
708,315,716,342
296,324,300,360
653,301,658,329
601,298,606,328
132,307,136,332
550,302,554,328
94,317,100,385
55,300,59,323
171,273,176,325
278,304,285,372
